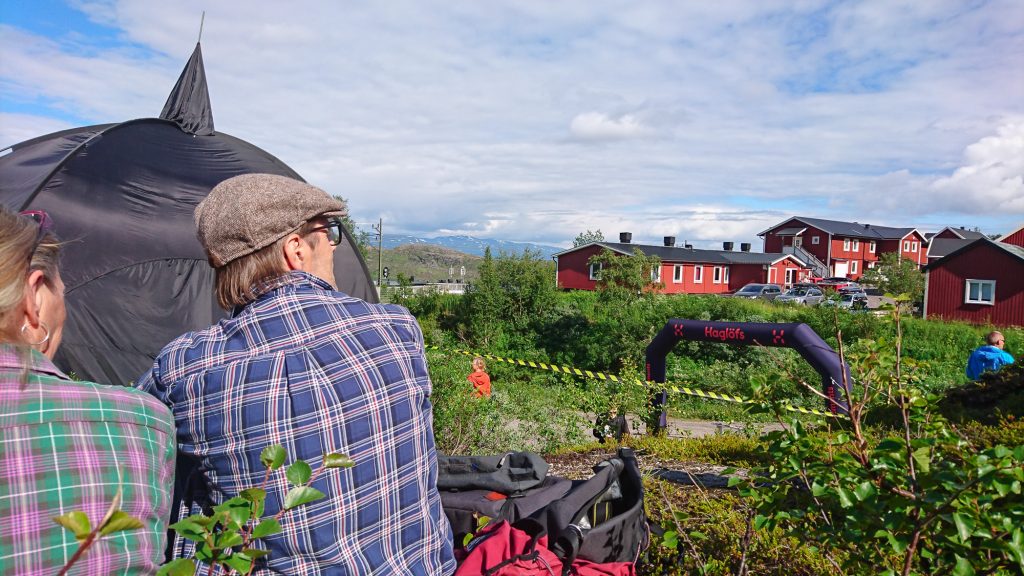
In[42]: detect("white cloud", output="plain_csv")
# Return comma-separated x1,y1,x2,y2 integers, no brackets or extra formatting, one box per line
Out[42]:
569,112,653,141
930,119,1024,213
1,0,1022,247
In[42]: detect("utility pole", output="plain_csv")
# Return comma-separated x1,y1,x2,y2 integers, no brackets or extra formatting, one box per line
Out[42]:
373,218,383,290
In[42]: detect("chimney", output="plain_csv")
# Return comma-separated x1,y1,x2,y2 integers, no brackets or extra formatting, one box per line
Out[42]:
740,242,751,252
619,232,632,244
723,241,734,251
664,236,676,247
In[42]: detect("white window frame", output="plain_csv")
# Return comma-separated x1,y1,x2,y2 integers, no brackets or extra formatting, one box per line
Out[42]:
651,266,661,283
694,265,703,283
713,266,723,284
851,239,859,252
724,266,730,284
867,261,876,269
869,241,876,253
964,279,995,305
850,260,858,275
843,238,850,251
785,268,796,285
673,264,683,283
911,241,918,253
903,240,911,251
811,236,820,245
589,262,602,280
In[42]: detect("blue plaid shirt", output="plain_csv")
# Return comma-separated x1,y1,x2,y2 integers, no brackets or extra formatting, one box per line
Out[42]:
138,272,455,575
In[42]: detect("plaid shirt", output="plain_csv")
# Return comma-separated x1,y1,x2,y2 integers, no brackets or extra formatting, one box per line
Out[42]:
138,272,455,575
0,344,176,575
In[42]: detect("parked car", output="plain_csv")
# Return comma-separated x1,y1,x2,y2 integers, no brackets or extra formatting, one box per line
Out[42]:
821,292,869,310
839,282,866,295
729,283,784,301
816,276,854,290
775,285,825,306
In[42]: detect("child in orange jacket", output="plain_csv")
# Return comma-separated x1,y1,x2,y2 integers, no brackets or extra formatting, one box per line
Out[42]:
467,356,492,399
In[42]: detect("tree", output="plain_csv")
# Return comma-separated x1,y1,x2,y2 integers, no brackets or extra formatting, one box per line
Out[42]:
588,248,663,302
861,252,925,303
463,248,556,349
573,229,605,247
332,195,372,259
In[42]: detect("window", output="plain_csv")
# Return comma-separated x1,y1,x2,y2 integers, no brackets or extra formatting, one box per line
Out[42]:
843,238,850,251
651,266,661,283
903,240,910,251
589,262,601,280
965,280,995,305
867,261,876,269
911,241,918,253
724,267,730,284
811,236,820,245
694,265,703,283
713,266,723,284
850,260,858,275
673,264,683,283
851,239,859,251
785,268,796,285
869,241,876,253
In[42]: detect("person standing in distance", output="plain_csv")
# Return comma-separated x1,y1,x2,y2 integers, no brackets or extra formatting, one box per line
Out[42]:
966,330,1015,381
138,174,455,575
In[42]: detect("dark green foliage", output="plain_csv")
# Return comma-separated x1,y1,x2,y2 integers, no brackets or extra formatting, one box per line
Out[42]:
939,362,1024,425
734,316,1024,575
861,251,925,303
573,229,605,247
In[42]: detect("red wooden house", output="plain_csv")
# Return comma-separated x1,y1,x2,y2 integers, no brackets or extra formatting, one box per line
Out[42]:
758,216,926,280
554,235,808,294
923,234,1024,327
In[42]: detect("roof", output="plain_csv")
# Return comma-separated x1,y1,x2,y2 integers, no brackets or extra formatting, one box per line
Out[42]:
926,237,972,259
759,216,919,241
558,242,802,266
925,237,1024,271
774,227,806,236
934,226,988,240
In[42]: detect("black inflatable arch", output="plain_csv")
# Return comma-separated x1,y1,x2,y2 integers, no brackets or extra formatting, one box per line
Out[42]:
645,319,851,430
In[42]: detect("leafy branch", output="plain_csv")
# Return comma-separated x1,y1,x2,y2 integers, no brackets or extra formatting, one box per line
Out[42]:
158,445,354,576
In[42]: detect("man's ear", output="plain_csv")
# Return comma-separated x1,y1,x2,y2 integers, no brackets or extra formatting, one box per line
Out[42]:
282,233,307,271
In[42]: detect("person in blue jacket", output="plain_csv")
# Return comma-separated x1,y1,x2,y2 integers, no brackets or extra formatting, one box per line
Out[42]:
966,331,1015,380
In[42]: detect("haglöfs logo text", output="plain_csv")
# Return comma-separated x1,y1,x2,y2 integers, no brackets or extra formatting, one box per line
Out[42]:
705,326,746,341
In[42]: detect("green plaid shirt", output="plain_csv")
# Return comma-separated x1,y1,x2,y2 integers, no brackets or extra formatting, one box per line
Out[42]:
0,344,176,575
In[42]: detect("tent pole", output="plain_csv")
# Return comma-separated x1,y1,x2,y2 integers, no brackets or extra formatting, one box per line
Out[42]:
197,11,205,44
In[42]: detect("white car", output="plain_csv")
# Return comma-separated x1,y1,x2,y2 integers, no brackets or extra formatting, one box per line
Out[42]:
775,285,825,305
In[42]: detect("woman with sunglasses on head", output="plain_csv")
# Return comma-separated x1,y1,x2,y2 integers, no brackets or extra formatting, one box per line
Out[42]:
0,206,176,575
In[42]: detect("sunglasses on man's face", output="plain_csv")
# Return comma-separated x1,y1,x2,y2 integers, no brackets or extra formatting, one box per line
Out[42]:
308,218,344,246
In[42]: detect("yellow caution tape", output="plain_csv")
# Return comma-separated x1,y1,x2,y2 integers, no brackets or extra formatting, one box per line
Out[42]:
425,345,837,418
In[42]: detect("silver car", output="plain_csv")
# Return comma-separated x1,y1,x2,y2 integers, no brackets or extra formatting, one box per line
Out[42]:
775,285,825,305
729,283,784,301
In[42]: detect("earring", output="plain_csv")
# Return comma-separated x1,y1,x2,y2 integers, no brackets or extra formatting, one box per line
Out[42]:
20,322,50,347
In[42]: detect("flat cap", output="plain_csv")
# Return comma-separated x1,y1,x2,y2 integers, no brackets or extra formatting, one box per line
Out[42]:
195,173,346,267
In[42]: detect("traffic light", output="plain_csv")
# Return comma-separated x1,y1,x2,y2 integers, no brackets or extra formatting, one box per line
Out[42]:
382,266,389,279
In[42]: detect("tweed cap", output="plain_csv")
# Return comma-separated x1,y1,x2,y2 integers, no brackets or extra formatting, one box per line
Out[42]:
195,173,347,267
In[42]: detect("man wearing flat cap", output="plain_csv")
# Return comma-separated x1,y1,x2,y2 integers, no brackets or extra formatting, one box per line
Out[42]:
138,174,456,575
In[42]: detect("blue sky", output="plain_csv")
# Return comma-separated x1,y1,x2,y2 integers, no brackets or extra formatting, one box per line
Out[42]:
2,0,1022,248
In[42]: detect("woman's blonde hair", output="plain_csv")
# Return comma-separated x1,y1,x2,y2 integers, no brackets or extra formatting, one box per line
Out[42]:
472,356,486,371
213,220,320,310
0,207,61,340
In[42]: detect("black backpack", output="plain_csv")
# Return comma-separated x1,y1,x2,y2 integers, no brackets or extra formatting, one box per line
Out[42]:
438,448,649,568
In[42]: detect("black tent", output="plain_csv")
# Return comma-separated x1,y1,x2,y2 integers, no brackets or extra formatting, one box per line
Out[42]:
0,43,378,386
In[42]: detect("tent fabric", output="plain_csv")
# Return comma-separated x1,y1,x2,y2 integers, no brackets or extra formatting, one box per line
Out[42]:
160,43,215,136
0,50,378,386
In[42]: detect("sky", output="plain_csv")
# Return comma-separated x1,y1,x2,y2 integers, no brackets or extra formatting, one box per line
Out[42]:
1,0,1022,249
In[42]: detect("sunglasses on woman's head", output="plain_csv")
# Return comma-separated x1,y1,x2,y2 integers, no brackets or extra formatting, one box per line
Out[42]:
19,210,54,260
